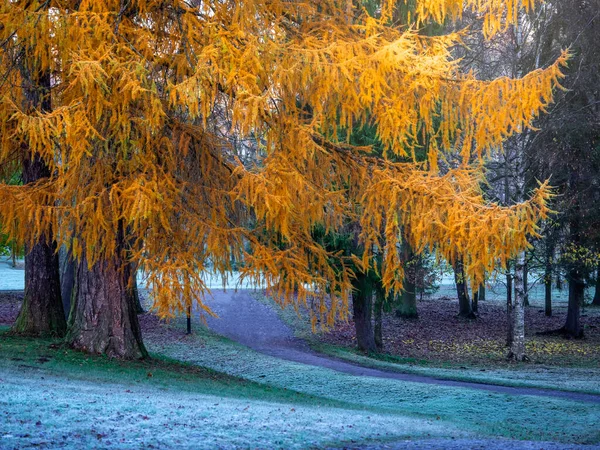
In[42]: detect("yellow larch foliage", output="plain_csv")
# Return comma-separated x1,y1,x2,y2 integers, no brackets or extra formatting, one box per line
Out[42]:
0,0,564,324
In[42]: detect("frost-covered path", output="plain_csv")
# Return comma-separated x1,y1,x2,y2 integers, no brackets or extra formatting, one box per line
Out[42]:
204,290,600,404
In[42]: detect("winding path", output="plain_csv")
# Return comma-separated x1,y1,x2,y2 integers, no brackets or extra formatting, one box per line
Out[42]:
204,290,600,404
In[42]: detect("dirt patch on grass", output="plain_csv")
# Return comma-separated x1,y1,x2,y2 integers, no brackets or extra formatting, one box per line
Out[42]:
321,298,600,366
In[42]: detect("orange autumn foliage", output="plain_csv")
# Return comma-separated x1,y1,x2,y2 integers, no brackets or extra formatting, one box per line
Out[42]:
0,0,565,325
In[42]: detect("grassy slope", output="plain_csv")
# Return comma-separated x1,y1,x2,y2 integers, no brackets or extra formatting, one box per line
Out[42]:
144,320,600,445
253,292,600,396
0,326,461,449
2,321,600,448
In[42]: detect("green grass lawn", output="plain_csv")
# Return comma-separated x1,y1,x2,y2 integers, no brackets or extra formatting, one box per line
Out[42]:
1,322,600,448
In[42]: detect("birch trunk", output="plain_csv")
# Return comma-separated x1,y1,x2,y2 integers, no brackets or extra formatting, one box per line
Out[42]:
509,252,526,361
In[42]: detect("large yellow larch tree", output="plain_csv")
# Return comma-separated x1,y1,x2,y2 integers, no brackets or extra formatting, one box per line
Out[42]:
0,0,565,358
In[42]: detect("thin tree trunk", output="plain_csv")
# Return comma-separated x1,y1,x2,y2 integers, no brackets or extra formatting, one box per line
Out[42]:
592,264,600,306
59,246,76,321
11,241,16,268
478,283,486,302
523,255,529,307
453,257,474,318
509,252,527,361
68,236,147,359
351,271,377,353
12,55,65,336
129,263,144,314
506,261,514,347
544,246,553,316
374,285,384,351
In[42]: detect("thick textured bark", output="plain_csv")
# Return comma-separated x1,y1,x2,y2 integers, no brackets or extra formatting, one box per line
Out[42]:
374,286,384,351
509,252,527,361
351,271,377,353
59,246,76,320
592,264,600,307
68,250,147,359
565,267,584,338
453,257,475,318
506,261,514,347
544,250,553,316
13,233,66,336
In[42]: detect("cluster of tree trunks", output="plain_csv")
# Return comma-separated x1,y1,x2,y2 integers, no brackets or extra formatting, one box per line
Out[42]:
11,37,146,358
16,242,147,359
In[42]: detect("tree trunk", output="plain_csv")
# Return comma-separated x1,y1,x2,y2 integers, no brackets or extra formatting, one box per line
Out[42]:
563,172,584,338
453,257,474,318
129,263,144,314
351,271,377,353
12,31,65,337
509,252,527,361
556,273,562,291
68,249,147,359
592,264,600,306
506,261,513,347
11,241,17,268
374,285,384,351
544,247,553,316
396,239,418,318
478,283,486,302
396,289,418,318
12,232,66,336
564,267,584,338
523,255,529,307
472,290,479,313
59,246,76,321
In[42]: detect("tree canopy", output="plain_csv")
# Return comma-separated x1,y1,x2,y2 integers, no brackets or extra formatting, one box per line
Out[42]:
0,0,566,333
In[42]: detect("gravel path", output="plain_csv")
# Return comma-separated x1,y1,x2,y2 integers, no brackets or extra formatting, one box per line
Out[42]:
204,290,600,405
